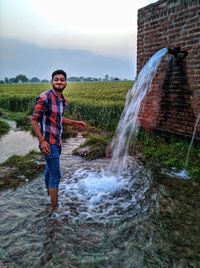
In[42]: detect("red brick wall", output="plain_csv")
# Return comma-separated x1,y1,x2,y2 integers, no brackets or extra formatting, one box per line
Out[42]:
137,0,200,141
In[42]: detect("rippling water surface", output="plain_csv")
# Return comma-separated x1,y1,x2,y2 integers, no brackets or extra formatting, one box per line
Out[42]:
0,136,200,268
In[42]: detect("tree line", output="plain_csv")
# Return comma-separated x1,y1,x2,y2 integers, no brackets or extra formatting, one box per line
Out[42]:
0,75,49,84
0,74,129,84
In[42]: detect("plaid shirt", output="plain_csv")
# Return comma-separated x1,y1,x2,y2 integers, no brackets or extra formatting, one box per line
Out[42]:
32,89,67,145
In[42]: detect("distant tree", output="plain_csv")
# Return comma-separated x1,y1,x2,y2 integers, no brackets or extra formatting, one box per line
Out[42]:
41,79,49,83
15,74,28,83
84,77,93,82
8,77,16,83
114,77,120,81
68,77,80,82
5,77,9,84
30,77,41,83
0,80,4,84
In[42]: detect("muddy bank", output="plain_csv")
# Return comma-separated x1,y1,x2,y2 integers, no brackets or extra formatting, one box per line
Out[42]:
0,151,45,190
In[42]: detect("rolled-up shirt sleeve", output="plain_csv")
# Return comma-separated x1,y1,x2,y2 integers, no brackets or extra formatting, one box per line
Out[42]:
32,95,48,121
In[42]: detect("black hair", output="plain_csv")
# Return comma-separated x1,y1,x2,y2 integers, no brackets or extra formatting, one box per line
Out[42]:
52,70,67,81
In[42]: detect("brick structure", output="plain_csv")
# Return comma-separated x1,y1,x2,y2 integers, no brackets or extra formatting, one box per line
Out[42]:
137,0,200,141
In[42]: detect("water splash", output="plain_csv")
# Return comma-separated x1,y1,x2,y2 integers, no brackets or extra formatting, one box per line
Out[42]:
166,168,191,180
58,158,153,223
108,48,168,175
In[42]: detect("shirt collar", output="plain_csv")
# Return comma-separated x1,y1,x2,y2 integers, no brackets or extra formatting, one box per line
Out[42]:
51,88,67,103
51,89,65,100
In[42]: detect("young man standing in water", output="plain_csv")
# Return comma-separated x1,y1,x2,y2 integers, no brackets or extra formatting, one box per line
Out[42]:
31,70,86,212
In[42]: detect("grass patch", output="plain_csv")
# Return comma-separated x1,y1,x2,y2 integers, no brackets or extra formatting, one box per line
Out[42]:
1,109,31,131
131,129,200,180
80,135,111,147
73,134,112,160
0,150,45,190
0,119,10,136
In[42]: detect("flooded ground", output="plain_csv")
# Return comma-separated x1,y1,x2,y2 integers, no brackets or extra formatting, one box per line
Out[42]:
0,135,200,267
0,120,38,163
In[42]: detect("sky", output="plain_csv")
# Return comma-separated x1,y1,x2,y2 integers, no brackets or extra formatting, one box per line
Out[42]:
0,0,157,80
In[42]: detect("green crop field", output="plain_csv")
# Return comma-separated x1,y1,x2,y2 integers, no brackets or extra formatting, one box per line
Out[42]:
0,82,133,130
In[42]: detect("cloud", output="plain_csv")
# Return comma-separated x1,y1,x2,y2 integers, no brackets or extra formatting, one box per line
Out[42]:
0,38,135,79
0,0,154,79
0,0,149,59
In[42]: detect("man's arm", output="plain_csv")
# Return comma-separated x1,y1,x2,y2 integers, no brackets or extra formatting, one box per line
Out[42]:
62,118,87,130
31,119,44,144
31,120,51,155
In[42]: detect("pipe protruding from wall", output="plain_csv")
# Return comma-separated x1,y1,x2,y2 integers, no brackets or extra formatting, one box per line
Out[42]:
168,47,188,59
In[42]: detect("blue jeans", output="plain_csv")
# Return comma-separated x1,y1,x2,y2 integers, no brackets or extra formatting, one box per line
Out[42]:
45,144,61,189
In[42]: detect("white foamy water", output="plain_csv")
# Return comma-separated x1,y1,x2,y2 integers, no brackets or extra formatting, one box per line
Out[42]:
56,158,153,223
108,48,168,175
77,172,125,205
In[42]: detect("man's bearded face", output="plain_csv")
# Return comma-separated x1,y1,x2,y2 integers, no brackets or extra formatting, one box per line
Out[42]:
51,74,67,92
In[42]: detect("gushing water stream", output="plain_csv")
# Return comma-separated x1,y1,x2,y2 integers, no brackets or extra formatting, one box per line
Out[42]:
108,48,168,176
